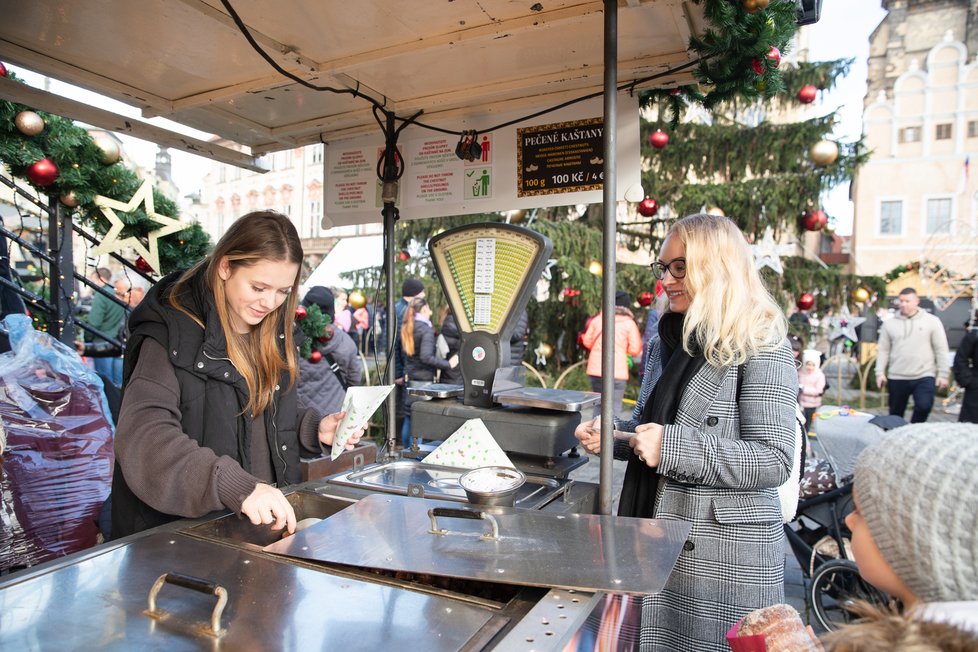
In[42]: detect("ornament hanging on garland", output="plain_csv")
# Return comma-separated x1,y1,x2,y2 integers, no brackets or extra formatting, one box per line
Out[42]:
0,61,7,77
93,135,121,165
750,226,795,275
135,256,155,274
851,287,871,303
810,139,839,166
295,304,307,321
823,221,836,236
649,130,669,149
59,191,79,208
534,342,553,367
637,197,659,217
796,293,815,311
15,111,45,136
765,46,782,69
706,206,726,217
827,305,866,342
742,0,769,13
309,350,323,364
27,158,58,186
398,249,410,262
751,58,765,75
802,208,827,231
638,291,654,307
348,290,366,310
797,84,818,104
588,260,603,276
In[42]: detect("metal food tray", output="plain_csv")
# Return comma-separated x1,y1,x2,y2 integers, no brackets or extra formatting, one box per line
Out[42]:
406,383,464,398
326,460,568,509
493,387,600,412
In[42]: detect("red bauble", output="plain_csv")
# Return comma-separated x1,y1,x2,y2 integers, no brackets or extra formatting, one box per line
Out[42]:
562,288,580,298
765,46,782,69
796,293,815,311
669,88,681,96
27,157,58,186
309,350,323,364
295,304,307,321
797,84,817,104
751,58,765,75
317,334,331,344
135,256,155,274
649,130,669,149
637,197,659,217
637,291,654,307
398,249,410,262
802,209,828,231
0,62,6,78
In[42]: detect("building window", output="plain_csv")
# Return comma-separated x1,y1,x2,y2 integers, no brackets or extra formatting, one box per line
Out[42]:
926,198,952,235
935,123,952,140
311,144,324,164
899,126,921,143
880,200,902,235
968,121,978,138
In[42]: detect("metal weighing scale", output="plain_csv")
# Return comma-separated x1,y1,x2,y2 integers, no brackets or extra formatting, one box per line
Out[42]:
411,223,599,477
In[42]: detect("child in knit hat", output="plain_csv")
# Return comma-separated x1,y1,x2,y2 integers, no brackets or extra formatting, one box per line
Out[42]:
821,423,978,650
798,349,826,431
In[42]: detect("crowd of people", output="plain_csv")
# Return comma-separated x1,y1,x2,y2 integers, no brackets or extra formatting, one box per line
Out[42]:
12,208,975,650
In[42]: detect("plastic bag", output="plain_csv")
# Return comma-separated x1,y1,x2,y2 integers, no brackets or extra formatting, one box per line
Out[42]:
0,314,114,570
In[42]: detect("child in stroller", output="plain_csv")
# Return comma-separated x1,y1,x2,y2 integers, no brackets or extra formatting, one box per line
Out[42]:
785,406,904,632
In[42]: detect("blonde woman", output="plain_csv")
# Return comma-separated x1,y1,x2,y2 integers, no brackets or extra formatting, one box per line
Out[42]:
112,212,364,539
575,213,797,651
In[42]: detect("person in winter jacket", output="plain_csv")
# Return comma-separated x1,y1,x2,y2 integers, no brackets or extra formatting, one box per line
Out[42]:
798,349,826,430
952,311,978,423
112,212,365,539
296,286,362,416
581,290,643,417
401,297,458,447
875,288,950,423
438,307,463,385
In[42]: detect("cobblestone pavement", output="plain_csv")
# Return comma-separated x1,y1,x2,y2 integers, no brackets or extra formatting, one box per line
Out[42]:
567,392,959,631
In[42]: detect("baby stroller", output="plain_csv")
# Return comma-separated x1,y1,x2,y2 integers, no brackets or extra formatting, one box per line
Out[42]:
784,406,901,632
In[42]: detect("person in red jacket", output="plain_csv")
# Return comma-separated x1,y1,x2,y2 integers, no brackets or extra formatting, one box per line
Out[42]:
581,291,643,417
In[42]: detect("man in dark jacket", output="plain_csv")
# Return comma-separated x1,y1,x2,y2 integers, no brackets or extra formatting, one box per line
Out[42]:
952,310,978,423
297,286,362,415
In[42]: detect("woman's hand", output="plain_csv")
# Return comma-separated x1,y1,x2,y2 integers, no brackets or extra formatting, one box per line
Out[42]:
448,354,460,369
629,422,664,467
574,417,602,455
317,410,366,450
241,483,296,533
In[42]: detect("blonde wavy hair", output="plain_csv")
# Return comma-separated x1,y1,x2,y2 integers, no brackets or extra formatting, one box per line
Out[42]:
171,211,303,416
664,213,787,367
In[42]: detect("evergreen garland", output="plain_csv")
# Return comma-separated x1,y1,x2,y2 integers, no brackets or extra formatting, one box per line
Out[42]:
297,303,334,360
0,72,210,274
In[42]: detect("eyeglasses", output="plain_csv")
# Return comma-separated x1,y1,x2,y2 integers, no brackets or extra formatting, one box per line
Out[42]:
650,257,686,280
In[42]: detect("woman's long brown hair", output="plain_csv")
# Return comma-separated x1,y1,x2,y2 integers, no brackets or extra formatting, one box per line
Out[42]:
170,211,303,416
400,297,428,357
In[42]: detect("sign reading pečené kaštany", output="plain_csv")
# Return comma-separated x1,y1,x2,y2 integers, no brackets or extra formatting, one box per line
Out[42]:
517,117,605,197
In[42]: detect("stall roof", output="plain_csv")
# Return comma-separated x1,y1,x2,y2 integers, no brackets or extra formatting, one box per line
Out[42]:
0,0,708,161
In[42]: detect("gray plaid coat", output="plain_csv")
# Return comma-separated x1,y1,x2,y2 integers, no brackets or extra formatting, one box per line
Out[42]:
616,337,797,651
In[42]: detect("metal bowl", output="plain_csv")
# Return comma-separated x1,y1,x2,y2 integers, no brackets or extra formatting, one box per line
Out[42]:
458,466,526,507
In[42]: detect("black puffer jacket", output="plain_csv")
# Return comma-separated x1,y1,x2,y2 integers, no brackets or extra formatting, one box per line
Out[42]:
112,267,303,537
403,318,452,382
953,328,978,423
439,314,463,384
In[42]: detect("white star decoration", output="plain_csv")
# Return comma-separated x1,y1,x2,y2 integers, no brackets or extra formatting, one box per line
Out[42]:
534,342,549,366
751,227,795,275
827,304,866,342
92,179,189,273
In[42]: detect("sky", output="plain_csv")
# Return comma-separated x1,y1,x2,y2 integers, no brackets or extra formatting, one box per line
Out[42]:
7,2,889,234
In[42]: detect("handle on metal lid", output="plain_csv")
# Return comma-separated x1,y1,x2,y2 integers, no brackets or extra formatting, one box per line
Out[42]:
146,572,228,636
428,506,500,540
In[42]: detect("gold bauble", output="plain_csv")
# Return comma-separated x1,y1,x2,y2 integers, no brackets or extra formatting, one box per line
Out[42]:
348,290,366,310
59,191,79,207
93,136,121,165
15,111,45,136
588,260,603,276
852,287,871,303
506,209,527,224
706,206,726,217
810,139,839,166
540,343,553,357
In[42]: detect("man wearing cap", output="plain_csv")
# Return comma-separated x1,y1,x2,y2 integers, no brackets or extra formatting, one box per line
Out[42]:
395,278,425,440
875,288,949,423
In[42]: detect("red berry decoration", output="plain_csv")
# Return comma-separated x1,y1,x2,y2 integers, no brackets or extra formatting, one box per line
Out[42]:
765,46,782,69
135,256,155,274
751,58,765,75
802,209,828,231
649,130,669,149
638,291,654,307
797,84,817,104
796,293,815,311
27,157,58,186
637,197,659,217
295,304,307,321
309,350,323,364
